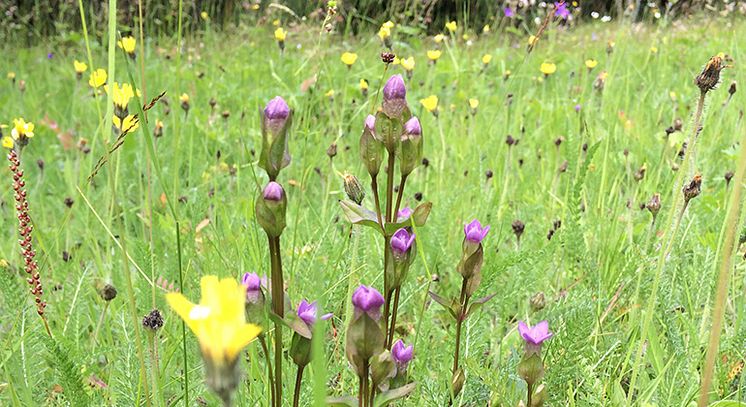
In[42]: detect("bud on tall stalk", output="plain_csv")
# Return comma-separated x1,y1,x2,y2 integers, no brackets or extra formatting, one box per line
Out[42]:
359,115,384,177
399,117,423,177
256,182,287,238
260,96,292,181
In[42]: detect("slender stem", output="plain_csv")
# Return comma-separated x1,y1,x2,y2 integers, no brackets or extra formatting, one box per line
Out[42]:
358,376,365,407
385,153,396,222
393,175,408,220
268,235,285,407
91,301,110,349
293,365,305,407
383,152,396,340
527,382,533,407
452,278,469,374
259,335,275,405
176,221,189,406
386,288,402,348
370,176,385,233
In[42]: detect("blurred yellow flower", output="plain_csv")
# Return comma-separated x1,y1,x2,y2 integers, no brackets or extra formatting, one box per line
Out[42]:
401,56,415,71
341,52,358,66
359,78,369,91
528,35,538,47
462,33,470,41
585,59,598,69
251,4,260,10
382,20,395,29
201,11,209,21
392,56,401,65
180,93,190,103
420,95,439,112
378,26,391,41
74,60,88,74
483,24,490,33
272,19,280,27
445,21,457,32
434,34,445,44
503,70,512,80
11,118,35,140
105,82,136,109
167,276,262,366
325,89,335,98
649,46,658,53
540,62,557,76
274,27,287,42
117,36,136,55
113,115,139,133
669,91,677,101
482,54,492,65
1,136,12,149
427,50,442,61
468,98,479,109
7,72,15,80
88,68,107,88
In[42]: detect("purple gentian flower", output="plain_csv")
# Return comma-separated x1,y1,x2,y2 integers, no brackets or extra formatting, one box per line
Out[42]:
574,104,581,112
297,299,333,326
264,96,290,120
390,228,416,256
464,219,490,243
351,285,385,320
403,117,421,136
241,272,265,304
397,207,413,222
365,114,376,132
391,339,414,370
518,320,553,355
554,2,570,19
263,181,284,201
383,74,406,102
47,52,54,59
503,7,514,18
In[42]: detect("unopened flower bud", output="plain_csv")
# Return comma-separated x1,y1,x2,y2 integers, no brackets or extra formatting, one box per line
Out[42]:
343,173,365,204
381,74,409,118
512,220,525,241
359,115,384,177
346,285,386,376
260,96,292,180
100,283,117,301
256,182,287,237
530,292,545,312
351,285,384,320
682,174,702,204
728,81,737,96
399,116,423,176
142,309,164,331
725,171,734,186
646,193,661,218
696,54,725,94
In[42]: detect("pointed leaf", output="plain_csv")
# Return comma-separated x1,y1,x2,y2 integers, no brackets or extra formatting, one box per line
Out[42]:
339,200,383,233
326,396,358,407
374,382,416,407
465,293,497,319
428,291,458,319
385,202,432,234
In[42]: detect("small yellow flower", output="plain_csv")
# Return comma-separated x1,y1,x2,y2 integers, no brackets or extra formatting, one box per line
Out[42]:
540,62,557,76
274,27,287,42
427,50,442,61
420,95,439,113
669,91,677,101
462,33,470,41
483,24,490,33
105,82,136,109
7,72,15,80
445,21,457,33
88,68,107,88
117,36,136,55
528,35,538,47
503,70,512,80
468,98,479,109
325,89,335,98
382,20,395,29
11,118,35,140
482,54,492,65
401,56,415,71
649,46,658,53
2,136,13,149
272,19,280,27
585,59,598,69
112,115,139,133
74,60,88,74
392,56,401,65
341,52,358,67
378,26,391,41
434,34,445,44
251,4,260,10
180,93,190,104
167,276,262,366
359,78,369,91
201,11,209,21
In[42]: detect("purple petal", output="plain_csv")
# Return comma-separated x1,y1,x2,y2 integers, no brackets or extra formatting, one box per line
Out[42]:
263,181,284,201
365,114,376,132
383,74,406,101
403,117,421,136
264,96,290,120
397,207,413,221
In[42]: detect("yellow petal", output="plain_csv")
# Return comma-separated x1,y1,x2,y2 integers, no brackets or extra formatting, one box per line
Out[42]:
166,292,201,334
225,324,262,361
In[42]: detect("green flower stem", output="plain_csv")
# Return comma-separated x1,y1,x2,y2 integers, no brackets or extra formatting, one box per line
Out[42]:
452,278,470,375
268,235,285,407
258,335,275,404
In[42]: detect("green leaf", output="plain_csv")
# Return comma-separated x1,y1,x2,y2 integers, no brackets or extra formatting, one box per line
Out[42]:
374,382,416,407
326,396,358,407
339,200,383,233
428,291,458,319
385,201,433,234
465,293,497,319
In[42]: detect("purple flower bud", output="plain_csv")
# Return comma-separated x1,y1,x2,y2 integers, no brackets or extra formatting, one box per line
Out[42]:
383,74,406,102
403,117,421,136
574,104,581,112
518,320,553,347
264,96,290,120
241,272,264,304
397,207,413,222
352,285,384,320
297,299,333,326
263,181,284,201
464,219,490,243
504,7,514,17
391,339,414,369
554,2,570,19
365,114,376,132
390,228,416,256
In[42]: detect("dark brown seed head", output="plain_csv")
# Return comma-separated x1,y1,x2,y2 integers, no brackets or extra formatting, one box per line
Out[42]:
381,52,395,64
506,135,516,146
343,173,365,205
696,55,725,93
414,192,423,201
646,193,661,217
142,309,164,331
530,292,545,312
221,110,231,119
728,81,737,95
673,118,683,131
634,165,646,182
421,157,430,168
37,159,45,171
100,283,117,301
682,174,702,203
725,170,734,185
512,219,525,238
64,197,74,208
327,143,337,159
554,137,563,147
209,97,217,109
485,170,493,180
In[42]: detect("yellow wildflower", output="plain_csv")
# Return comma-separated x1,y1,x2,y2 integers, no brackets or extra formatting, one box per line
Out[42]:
401,56,415,71
74,60,88,74
528,35,538,47
483,24,490,33
180,93,190,103
503,70,512,80
201,11,209,21
378,26,391,41
427,50,442,62
585,59,598,69
392,56,401,65
2,136,12,149
7,72,15,80
11,118,34,140
325,89,335,98
274,27,287,42
105,82,136,109
117,36,136,55
434,34,445,44
382,20,395,29
360,79,369,92
462,33,470,41
669,91,677,101
112,115,139,133
341,52,358,67
445,21,457,33
468,98,479,109
540,62,557,76
272,19,280,27
650,46,658,53
166,276,262,366
251,4,260,10
420,95,439,113
482,54,492,65
88,68,107,88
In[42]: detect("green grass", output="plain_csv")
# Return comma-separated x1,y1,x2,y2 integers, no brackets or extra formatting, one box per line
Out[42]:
1,13,746,406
